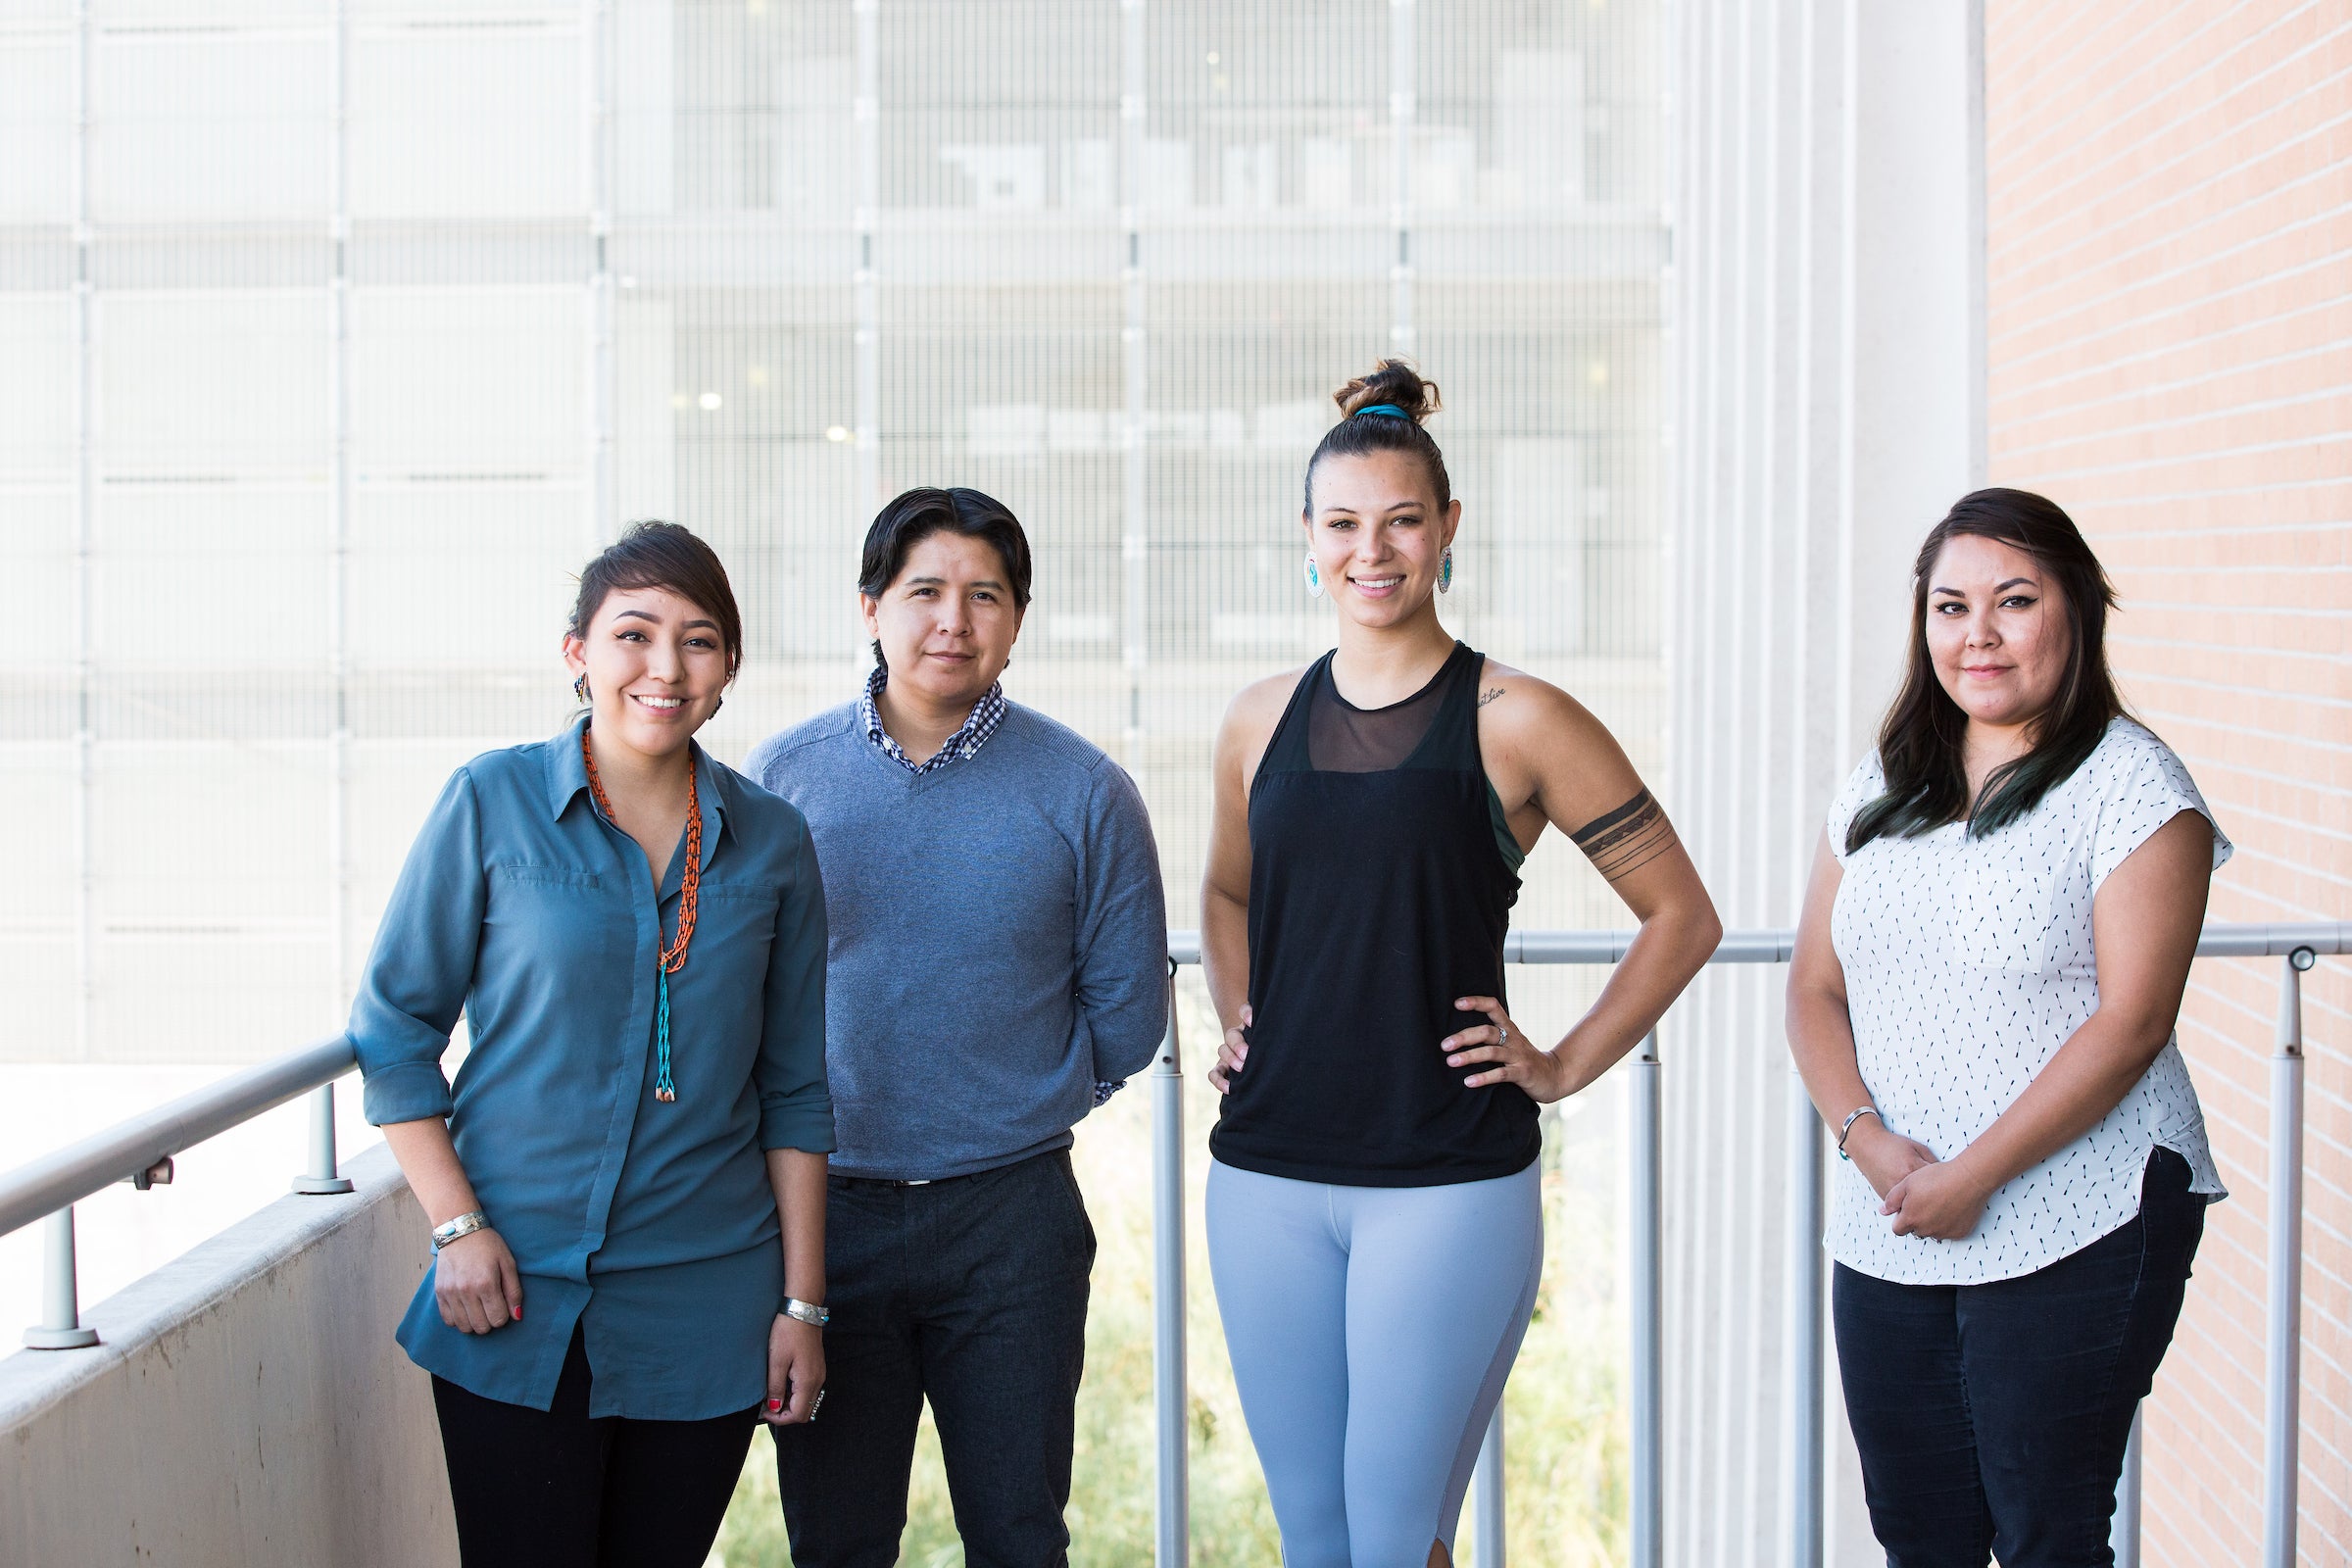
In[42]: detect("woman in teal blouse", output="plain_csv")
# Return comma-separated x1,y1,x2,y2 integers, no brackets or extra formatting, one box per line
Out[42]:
350,522,834,1568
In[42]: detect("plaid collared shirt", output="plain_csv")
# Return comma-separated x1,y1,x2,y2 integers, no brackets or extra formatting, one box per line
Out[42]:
858,663,1007,774
856,663,1125,1105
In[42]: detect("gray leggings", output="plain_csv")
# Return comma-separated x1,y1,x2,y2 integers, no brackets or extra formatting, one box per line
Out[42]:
1205,1159,1544,1568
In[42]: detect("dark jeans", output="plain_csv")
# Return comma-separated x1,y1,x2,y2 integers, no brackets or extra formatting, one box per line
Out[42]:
1834,1146,2207,1568
430,1325,758,1568
773,1147,1096,1568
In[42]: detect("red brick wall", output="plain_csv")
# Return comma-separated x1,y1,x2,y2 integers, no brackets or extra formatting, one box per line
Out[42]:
1984,4,2351,1560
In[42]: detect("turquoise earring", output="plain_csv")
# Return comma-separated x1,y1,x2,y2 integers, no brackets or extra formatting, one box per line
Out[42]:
1303,555,1324,599
1438,546,1454,595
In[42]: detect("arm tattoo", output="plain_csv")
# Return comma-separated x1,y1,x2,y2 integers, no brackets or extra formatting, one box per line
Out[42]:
1477,686,1505,709
1571,788,1678,882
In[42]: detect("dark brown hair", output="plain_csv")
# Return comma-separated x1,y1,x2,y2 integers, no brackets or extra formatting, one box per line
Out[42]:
567,521,743,677
1302,359,1451,514
1846,487,2126,851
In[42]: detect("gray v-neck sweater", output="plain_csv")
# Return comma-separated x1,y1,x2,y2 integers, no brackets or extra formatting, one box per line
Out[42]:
743,701,1168,1180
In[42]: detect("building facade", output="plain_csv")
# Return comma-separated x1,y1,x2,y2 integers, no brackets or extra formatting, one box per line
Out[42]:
3,2,2341,1561
1666,3,2347,1563
0,0,1664,1065
1984,3,2351,1558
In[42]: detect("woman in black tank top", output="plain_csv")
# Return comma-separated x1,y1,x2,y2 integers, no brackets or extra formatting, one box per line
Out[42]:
1214,638,1534,1184
1200,361,1719,1568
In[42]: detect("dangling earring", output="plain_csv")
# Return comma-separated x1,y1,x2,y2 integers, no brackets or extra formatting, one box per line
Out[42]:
1303,555,1324,599
1438,546,1454,595
573,673,590,704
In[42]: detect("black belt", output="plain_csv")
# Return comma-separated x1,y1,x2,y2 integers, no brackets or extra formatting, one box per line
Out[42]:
827,1149,1060,1193
829,1169,978,1192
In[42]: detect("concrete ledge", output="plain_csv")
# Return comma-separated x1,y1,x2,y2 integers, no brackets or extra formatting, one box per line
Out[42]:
1,1142,458,1566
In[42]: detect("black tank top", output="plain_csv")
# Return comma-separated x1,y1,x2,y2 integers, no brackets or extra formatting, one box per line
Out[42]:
1209,640,1539,1187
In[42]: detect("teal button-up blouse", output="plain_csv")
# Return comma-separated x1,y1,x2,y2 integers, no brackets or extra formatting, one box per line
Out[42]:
348,715,834,1418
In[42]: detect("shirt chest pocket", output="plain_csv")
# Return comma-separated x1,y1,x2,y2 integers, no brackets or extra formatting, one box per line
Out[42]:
691,881,780,968
485,863,623,967
1951,839,2061,976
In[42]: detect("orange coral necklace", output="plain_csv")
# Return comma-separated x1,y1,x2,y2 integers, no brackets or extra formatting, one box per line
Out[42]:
581,727,702,1103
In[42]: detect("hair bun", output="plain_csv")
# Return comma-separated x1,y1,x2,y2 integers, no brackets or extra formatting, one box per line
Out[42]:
1335,359,1441,422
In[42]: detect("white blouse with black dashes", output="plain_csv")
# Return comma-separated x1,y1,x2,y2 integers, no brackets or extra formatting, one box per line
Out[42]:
1824,717,2231,1286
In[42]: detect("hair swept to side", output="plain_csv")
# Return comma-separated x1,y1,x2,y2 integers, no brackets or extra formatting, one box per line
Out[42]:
567,520,744,677
856,485,1034,667
1302,358,1451,514
1846,487,2128,853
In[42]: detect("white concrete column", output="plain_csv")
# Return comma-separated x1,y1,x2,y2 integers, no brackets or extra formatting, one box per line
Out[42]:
586,0,616,548
1387,0,1414,356
1118,0,1148,779
327,0,354,1018
1839,1,1986,754
70,0,95,1062
852,0,880,537
1663,3,1983,1565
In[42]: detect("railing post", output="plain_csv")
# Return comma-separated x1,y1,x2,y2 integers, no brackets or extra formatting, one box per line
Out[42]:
2112,1402,2142,1567
292,1080,354,1195
1787,1069,1824,1568
1630,1028,1662,1568
2263,947,2314,1568
24,1205,101,1349
1152,972,1189,1568
1471,1404,1504,1568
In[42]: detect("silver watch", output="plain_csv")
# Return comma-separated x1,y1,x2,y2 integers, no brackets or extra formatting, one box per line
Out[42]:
782,1298,829,1328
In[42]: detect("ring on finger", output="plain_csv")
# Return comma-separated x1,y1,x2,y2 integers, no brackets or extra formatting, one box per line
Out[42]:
1498,1022,1511,1047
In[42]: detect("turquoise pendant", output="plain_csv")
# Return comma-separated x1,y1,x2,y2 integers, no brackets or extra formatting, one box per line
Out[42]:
653,963,677,1102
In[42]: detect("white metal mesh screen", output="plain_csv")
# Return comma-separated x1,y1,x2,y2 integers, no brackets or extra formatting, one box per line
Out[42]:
1,0,1663,1065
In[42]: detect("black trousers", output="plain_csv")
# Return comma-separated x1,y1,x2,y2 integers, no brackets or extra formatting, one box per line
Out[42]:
1833,1146,2208,1568
430,1325,759,1568
773,1148,1096,1568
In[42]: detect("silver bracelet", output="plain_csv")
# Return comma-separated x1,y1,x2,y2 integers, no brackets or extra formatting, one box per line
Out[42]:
430,1210,488,1251
1836,1105,1880,1161
781,1298,830,1328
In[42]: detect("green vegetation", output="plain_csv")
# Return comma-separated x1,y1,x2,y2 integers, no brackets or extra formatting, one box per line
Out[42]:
714,987,1627,1566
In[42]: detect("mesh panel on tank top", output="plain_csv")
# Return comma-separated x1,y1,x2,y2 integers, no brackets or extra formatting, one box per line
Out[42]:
1305,662,1450,772
1212,640,1538,1187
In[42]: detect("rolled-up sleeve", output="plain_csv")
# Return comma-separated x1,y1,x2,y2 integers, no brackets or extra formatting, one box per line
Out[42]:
350,767,485,1126
756,818,835,1152
1074,760,1170,1085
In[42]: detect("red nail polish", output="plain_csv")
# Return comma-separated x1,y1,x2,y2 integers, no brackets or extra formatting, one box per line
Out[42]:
768,1398,783,1412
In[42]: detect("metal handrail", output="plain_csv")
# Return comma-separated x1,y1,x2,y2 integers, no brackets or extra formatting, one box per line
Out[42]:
6,1039,358,1351
0,1037,355,1243
1150,921,2343,1568
4,921,2343,1567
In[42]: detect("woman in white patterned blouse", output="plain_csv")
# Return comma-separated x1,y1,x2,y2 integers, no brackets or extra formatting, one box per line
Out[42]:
1786,488,2230,1568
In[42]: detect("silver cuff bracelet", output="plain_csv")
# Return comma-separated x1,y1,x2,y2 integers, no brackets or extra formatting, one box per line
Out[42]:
430,1210,488,1251
1836,1105,1881,1161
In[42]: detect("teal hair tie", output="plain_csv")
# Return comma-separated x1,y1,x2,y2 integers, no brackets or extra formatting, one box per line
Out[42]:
1353,403,1411,419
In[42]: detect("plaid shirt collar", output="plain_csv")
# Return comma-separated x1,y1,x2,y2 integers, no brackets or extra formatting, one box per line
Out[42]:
859,663,1008,775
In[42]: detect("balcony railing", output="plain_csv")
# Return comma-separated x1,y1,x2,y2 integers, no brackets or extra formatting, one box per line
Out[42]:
3,921,2342,1568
